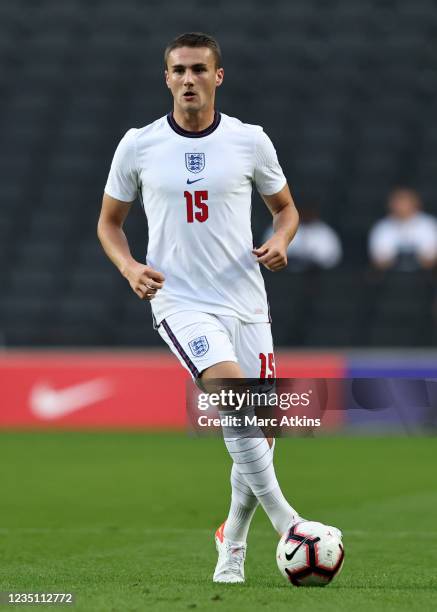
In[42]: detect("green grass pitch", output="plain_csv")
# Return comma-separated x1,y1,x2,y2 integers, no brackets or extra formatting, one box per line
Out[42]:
0,432,436,611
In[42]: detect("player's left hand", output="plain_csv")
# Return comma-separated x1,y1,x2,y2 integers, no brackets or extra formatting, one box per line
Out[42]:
252,235,288,272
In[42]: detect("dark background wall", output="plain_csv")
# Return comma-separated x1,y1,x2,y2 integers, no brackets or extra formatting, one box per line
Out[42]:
1,0,436,347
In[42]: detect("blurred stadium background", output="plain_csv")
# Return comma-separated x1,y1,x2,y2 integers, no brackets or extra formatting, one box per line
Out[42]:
1,0,437,431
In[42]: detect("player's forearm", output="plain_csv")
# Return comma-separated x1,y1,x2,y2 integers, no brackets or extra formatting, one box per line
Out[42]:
272,203,299,246
97,221,137,278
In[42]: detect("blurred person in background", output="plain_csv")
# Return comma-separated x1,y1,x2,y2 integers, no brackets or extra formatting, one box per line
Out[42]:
368,188,437,271
262,204,342,271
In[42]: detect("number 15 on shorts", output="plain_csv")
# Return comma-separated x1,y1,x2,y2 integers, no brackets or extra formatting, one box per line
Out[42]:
259,352,275,379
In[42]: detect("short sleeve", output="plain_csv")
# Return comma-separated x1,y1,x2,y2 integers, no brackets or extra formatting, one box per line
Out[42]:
312,225,343,268
368,221,397,261
104,128,138,202
253,129,287,196
416,216,437,258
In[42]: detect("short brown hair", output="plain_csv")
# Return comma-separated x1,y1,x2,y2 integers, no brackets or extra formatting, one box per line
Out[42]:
164,32,222,69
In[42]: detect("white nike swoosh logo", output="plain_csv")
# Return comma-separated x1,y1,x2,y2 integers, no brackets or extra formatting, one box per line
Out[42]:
29,378,113,420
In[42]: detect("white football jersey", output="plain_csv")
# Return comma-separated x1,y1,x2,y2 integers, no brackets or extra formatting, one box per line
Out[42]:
104,111,286,325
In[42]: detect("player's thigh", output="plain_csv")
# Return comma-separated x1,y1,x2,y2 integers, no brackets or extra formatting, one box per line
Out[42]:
234,321,275,378
158,311,237,379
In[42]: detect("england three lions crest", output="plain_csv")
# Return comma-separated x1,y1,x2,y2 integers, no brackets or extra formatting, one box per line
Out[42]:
189,335,209,357
185,152,205,174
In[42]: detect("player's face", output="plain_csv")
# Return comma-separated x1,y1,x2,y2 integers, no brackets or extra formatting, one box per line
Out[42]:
165,47,224,113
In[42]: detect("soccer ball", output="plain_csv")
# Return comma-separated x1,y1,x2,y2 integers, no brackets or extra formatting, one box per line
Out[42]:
277,521,344,586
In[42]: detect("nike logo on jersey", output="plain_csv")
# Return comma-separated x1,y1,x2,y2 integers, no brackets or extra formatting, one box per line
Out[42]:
186,177,204,184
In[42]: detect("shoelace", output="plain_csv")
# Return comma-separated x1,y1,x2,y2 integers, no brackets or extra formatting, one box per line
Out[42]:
227,545,245,574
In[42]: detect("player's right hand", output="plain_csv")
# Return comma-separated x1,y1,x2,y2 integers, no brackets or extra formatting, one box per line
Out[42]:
123,262,165,301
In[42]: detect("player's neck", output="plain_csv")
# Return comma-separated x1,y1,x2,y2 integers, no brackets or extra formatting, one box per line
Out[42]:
172,108,216,133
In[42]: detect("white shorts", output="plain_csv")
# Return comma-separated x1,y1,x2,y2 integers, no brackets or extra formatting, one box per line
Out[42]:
158,311,275,379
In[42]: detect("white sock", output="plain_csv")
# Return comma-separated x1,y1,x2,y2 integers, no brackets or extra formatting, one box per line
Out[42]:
224,439,277,543
258,483,297,536
223,463,258,542
222,411,299,535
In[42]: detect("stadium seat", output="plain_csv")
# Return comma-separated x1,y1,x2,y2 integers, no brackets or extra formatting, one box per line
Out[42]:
1,0,436,348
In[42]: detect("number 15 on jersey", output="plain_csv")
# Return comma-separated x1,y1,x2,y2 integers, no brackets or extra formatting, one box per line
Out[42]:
184,190,209,223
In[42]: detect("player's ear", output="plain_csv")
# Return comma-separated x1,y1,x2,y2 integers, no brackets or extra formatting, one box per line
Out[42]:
216,67,224,87
165,70,171,88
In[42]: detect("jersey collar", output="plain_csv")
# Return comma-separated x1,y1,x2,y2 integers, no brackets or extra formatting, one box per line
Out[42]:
167,111,221,138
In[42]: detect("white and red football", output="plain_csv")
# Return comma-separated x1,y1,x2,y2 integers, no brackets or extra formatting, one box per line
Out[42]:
277,520,344,586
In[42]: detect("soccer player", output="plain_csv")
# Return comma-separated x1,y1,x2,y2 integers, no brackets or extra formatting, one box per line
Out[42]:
98,32,301,583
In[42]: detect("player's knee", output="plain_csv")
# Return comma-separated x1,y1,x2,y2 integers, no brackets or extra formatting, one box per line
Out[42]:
198,361,247,412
